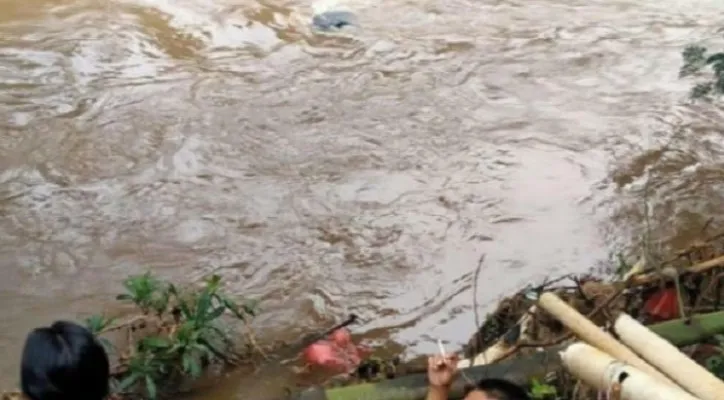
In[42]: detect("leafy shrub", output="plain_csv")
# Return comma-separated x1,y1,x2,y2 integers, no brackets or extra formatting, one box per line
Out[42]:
86,273,259,400
679,45,724,100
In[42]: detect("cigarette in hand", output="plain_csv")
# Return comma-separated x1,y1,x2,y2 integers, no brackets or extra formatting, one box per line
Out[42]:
436,339,448,368
437,339,447,358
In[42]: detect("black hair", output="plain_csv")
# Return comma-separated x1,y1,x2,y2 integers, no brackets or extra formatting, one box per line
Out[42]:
465,378,531,400
21,320,110,400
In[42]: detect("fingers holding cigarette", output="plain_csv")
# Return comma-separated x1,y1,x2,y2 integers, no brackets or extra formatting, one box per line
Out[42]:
427,341,459,388
429,340,459,370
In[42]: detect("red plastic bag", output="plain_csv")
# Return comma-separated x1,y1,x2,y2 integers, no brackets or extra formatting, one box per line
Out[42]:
302,328,362,372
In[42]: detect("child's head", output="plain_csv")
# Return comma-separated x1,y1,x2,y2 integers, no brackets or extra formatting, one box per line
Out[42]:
21,321,110,400
464,378,531,400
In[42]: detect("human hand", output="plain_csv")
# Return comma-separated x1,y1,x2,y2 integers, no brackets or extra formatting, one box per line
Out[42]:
427,354,459,388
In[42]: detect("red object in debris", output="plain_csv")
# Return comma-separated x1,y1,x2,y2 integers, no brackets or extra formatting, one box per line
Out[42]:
302,328,363,372
329,327,352,345
303,341,348,369
644,287,680,322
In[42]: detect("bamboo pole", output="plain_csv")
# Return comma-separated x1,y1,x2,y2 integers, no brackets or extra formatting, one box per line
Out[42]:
614,314,724,400
460,310,724,370
649,310,724,346
560,343,699,400
537,292,675,385
630,254,724,286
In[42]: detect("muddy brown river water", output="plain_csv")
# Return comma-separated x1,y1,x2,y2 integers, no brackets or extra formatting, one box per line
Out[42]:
3,0,724,397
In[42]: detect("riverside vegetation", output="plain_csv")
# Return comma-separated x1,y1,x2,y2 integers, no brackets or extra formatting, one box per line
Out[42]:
88,273,261,400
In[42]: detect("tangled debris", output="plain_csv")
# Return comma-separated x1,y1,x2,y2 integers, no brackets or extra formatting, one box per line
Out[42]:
459,231,724,399
6,231,724,400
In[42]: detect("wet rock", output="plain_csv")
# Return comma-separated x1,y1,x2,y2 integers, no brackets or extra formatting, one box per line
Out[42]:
312,11,357,31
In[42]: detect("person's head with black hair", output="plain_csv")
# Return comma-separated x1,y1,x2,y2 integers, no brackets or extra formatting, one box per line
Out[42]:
21,320,110,400
463,378,531,400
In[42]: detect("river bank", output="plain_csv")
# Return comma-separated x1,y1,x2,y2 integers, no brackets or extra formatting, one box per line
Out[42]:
4,227,724,400
4,0,724,398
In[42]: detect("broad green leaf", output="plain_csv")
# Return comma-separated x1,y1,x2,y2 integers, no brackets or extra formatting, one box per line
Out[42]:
196,290,212,321
220,297,246,321
194,342,216,359
116,374,139,391
706,53,724,65
206,323,228,340
145,376,157,400
183,352,203,378
142,337,172,349
206,306,226,321
189,358,202,378
182,353,194,374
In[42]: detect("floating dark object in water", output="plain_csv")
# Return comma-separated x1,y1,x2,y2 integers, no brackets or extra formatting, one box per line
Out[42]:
312,10,357,31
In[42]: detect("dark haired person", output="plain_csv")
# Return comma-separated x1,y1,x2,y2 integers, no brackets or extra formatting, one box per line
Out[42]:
21,321,110,400
426,354,531,400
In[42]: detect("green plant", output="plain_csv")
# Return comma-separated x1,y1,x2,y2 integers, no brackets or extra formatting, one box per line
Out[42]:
86,314,115,334
705,352,724,379
679,45,724,100
85,314,115,352
614,252,631,278
116,345,167,399
703,335,724,379
105,273,259,399
116,272,171,315
528,378,558,400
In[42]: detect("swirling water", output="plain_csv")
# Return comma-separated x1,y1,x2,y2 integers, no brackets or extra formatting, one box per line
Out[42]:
2,0,724,397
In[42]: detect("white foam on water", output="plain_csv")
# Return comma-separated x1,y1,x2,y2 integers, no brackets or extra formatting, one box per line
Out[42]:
113,0,284,51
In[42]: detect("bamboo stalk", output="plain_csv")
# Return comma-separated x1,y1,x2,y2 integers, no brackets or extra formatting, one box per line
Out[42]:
631,254,724,286
649,311,724,346
614,314,724,400
537,292,675,385
560,343,699,400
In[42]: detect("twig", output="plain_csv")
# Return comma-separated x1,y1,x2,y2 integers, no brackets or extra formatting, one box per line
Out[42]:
532,274,576,293
700,217,715,236
300,314,359,349
630,254,724,286
101,315,151,334
664,267,689,322
497,283,627,361
692,272,724,314
243,321,270,360
572,277,591,304
470,254,485,366
654,228,724,273
198,338,240,366
641,170,657,271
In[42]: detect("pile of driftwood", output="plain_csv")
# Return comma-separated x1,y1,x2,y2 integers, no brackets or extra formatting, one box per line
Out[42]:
540,293,724,400
292,231,724,400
